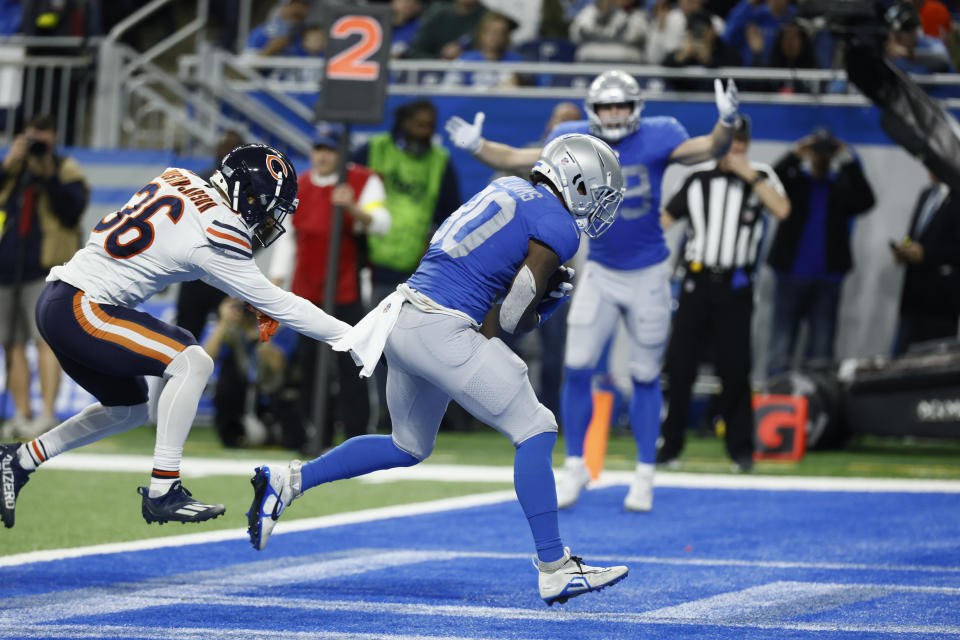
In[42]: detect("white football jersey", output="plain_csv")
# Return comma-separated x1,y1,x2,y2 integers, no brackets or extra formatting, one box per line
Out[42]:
49,167,349,343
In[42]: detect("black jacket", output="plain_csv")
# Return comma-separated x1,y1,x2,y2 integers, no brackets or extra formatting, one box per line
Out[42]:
767,151,875,275
900,185,960,318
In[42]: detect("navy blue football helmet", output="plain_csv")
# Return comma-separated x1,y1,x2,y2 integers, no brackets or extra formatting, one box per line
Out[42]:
211,143,299,247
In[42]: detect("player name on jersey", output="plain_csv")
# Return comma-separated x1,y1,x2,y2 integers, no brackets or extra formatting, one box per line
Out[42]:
160,169,218,213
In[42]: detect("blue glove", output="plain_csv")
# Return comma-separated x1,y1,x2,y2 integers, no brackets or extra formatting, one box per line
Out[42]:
536,266,575,326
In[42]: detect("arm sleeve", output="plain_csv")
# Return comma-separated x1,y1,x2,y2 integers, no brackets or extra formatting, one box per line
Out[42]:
267,227,297,286
356,174,391,236
531,205,580,264
196,246,351,344
835,153,876,217
45,157,88,228
665,175,695,220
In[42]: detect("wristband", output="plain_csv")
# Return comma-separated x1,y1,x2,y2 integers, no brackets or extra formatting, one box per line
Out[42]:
750,173,766,186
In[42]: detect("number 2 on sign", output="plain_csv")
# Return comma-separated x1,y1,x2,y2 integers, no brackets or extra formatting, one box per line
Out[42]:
327,16,382,81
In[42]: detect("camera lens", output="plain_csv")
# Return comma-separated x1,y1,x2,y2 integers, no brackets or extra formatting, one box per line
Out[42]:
28,140,48,156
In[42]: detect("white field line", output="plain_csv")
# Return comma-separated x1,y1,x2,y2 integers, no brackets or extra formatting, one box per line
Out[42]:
41,452,960,493
0,491,517,568
0,625,486,640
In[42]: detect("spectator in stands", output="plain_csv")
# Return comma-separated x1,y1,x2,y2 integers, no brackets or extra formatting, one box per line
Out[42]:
570,0,649,63
446,11,524,89
0,114,88,440
891,171,960,354
911,0,952,40
646,0,723,64
391,0,423,58
406,0,487,60
723,0,797,66
245,0,310,57
766,128,875,379
175,130,244,342
268,129,391,452
885,1,954,73
759,19,821,94
202,298,304,450
662,12,742,91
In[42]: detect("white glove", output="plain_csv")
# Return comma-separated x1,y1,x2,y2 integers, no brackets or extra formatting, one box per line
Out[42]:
714,78,739,127
444,112,485,155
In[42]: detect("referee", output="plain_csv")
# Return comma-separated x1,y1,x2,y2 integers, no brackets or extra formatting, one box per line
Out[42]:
656,116,791,471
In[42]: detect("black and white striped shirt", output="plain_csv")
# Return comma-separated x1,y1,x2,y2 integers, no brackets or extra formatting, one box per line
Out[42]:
665,162,785,271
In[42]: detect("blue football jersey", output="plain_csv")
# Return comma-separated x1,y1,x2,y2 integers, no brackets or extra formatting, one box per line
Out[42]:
406,176,581,324
546,117,689,270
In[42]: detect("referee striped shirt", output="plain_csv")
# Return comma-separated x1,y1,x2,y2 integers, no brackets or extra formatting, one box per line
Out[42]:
664,162,785,271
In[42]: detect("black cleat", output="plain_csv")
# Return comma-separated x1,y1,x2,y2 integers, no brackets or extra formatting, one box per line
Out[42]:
138,481,225,525
1,443,31,529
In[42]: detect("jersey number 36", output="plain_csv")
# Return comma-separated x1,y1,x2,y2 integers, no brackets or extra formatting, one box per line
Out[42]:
93,183,184,259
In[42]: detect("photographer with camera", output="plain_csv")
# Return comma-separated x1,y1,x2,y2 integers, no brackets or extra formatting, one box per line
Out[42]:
0,114,88,439
766,128,875,379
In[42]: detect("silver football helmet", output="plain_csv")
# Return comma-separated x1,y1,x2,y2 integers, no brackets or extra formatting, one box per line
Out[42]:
532,133,625,239
585,70,644,142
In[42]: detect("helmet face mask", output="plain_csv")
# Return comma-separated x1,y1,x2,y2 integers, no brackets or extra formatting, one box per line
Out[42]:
212,144,299,248
531,133,625,239
586,71,644,142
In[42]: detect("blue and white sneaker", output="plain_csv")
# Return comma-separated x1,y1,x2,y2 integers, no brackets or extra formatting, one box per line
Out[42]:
1,443,32,529
535,547,628,606
247,461,301,551
137,481,225,525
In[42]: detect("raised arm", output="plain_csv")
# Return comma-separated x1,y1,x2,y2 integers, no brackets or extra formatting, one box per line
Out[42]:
669,79,739,166
445,112,543,171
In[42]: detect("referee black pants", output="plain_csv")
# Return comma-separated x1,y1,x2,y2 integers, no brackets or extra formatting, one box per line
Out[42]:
660,273,755,462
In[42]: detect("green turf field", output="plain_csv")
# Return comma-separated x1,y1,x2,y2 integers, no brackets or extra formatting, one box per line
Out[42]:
2,425,958,556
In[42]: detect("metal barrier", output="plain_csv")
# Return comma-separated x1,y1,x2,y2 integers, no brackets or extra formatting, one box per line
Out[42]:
0,36,98,146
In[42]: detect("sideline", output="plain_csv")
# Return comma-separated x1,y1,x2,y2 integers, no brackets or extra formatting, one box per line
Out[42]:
43,452,960,493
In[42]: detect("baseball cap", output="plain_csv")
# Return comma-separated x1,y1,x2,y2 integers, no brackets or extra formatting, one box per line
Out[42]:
312,128,341,150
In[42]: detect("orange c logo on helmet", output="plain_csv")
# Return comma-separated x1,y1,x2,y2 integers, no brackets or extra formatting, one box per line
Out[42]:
266,154,287,180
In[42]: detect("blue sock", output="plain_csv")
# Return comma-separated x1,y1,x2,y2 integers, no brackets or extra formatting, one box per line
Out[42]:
514,431,564,563
560,367,593,458
301,435,419,492
630,379,663,465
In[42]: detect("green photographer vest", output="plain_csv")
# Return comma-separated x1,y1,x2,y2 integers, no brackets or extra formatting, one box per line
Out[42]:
366,133,449,273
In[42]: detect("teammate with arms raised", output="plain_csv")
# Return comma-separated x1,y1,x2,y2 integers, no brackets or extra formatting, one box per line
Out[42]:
445,71,740,512
0,144,351,528
248,134,629,606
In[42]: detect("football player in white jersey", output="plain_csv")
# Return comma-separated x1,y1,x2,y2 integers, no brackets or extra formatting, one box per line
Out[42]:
445,72,740,512
0,144,351,529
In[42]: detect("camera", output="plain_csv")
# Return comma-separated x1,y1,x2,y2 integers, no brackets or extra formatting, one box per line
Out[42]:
27,139,49,157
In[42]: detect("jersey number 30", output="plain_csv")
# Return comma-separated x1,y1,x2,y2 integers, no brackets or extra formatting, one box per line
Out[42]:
93,183,184,259
431,187,516,258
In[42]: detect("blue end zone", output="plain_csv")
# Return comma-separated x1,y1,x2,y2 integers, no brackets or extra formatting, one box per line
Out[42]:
1,485,958,639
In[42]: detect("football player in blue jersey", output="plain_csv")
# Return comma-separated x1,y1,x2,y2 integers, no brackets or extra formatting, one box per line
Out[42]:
248,133,630,606
444,71,740,512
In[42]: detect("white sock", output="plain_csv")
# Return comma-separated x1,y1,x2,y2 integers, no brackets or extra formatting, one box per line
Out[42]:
19,402,148,471
150,346,213,497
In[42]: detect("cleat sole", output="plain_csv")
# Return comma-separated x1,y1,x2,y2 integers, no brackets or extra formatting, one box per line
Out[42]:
543,570,628,606
247,468,269,549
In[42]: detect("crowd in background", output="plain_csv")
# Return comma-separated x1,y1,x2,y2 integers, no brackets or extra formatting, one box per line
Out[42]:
238,0,959,91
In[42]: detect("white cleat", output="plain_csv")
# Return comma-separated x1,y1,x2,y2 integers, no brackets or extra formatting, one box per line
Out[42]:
247,460,302,550
555,456,591,509
624,463,654,512
535,547,629,606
